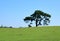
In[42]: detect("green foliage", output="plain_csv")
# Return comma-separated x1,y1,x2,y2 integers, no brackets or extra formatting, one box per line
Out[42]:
24,16,35,22
24,10,51,27
0,26,60,41
0,26,13,28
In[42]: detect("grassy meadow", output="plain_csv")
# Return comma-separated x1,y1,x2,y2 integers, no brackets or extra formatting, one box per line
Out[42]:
0,26,60,41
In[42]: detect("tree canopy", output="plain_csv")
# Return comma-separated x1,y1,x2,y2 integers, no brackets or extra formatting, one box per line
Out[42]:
24,10,51,27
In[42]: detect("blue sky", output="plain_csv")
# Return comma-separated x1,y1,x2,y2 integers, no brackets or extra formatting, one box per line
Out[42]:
0,0,60,27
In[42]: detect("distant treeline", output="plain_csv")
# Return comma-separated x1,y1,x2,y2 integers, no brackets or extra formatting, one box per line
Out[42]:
0,25,13,28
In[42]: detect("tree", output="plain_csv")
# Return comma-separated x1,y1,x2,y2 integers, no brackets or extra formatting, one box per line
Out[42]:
43,13,51,25
24,10,51,27
31,10,44,27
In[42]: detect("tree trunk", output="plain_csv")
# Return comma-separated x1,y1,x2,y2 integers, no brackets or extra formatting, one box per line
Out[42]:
36,19,38,27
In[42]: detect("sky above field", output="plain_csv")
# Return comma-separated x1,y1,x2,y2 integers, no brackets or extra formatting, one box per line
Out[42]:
0,0,60,27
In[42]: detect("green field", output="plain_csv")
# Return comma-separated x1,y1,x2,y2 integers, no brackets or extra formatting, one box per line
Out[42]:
0,26,60,41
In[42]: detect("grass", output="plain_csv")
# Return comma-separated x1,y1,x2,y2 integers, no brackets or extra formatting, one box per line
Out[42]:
0,26,60,41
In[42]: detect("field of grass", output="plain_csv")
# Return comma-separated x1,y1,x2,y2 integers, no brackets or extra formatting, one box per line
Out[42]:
0,26,60,41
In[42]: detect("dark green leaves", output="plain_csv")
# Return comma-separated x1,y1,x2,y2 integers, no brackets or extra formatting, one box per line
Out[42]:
24,10,51,27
